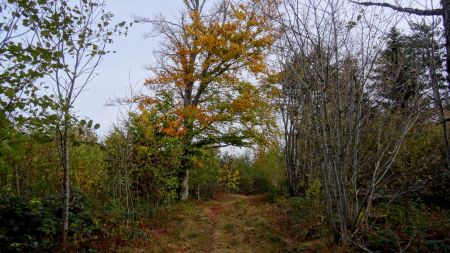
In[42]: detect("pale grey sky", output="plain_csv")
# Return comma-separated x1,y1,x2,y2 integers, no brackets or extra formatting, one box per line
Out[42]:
73,0,438,139
74,1,183,137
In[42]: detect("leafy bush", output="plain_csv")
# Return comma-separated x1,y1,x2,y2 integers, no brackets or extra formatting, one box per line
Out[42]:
71,143,107,199
366,201,450,252
0,190,58,252
46,190,101,250
189,150,220,200
275,196,328,242
219,154,241,193
0,190,100,252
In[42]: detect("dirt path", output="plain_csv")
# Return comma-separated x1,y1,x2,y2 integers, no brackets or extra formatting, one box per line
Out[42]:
205,203,223,252
124,194,293,253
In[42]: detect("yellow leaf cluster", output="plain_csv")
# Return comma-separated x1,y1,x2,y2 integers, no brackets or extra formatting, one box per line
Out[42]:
138,0,281,144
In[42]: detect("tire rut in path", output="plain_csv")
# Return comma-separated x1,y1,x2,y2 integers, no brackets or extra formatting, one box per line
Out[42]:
205,204,223,252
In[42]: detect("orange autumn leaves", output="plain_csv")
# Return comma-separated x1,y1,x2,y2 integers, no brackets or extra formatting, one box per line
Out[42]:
138,0,280,143
139,101,217,137
159,106,216,137
137,87,273,139
144,0,279,89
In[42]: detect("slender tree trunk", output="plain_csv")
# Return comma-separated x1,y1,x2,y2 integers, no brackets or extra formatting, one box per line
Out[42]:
431,57,450,169
442,0,450,92
61,113,70,246
428,18,450,169
13,162,20,197
439,112,450,169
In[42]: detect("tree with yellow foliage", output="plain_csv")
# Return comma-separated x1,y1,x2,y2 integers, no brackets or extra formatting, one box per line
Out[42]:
135,0,280,200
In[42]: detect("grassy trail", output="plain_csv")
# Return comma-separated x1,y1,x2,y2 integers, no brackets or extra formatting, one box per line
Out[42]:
123,194,295,253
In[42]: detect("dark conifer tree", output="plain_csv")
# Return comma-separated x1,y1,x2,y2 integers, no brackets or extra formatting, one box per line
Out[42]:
371,27,420,109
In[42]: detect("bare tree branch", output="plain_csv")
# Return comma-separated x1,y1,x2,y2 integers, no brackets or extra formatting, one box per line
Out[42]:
349,0,443,16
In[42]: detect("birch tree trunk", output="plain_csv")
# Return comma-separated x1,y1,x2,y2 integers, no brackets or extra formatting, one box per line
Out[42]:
180,169,189,201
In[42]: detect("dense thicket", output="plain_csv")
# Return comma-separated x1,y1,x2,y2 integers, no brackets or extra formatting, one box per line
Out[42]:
279,0,450,249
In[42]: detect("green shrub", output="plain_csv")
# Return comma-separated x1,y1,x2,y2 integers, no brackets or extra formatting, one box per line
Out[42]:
0,190,58,252
0,190,100,252
279,196,328,241
235,148,285,196
366,201,450,253
367,228,398,253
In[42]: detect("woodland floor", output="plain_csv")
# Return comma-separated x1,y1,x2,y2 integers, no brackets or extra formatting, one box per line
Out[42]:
115,194,316,253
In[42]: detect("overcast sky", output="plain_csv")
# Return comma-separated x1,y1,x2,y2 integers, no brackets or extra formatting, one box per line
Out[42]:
74,1,183,137
72,0,438,139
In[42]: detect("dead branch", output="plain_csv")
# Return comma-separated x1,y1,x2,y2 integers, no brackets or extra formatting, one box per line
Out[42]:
349,1,443,16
